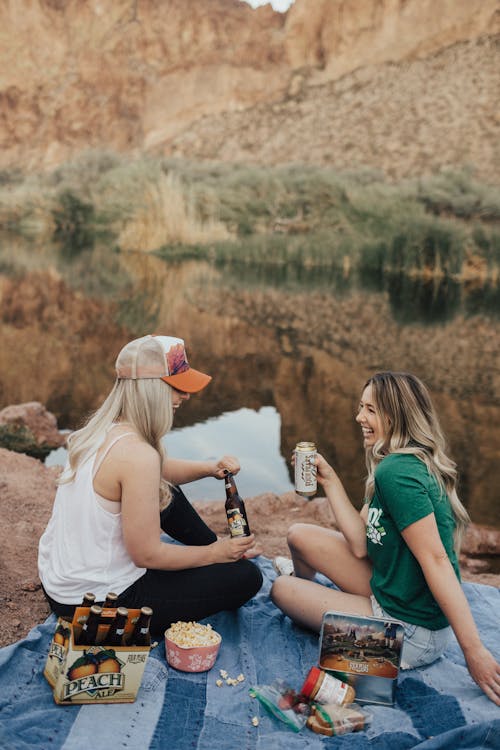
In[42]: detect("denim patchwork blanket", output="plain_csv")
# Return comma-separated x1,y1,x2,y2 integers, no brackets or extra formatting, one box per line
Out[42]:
0,557,499,750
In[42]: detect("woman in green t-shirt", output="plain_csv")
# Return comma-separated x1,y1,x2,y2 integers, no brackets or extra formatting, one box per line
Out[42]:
271,371,500,705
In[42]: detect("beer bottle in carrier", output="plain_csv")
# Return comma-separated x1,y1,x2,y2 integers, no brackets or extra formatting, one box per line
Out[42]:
128,606,153,647
80,592,96,607
103,591,118,608
103,606,129,647
224,472,251,538
77,604,103,646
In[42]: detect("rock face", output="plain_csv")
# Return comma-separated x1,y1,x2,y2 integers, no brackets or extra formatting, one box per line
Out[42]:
0,0,286,170
0,0,498,178
284,0,499,80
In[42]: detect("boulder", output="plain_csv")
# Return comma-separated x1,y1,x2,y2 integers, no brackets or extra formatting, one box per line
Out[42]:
0,402,66,459
462,524,500,557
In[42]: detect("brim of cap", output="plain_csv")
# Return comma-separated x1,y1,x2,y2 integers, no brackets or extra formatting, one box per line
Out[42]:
161,368,212,394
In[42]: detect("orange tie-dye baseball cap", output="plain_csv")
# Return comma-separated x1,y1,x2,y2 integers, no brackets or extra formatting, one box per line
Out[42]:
115,335,212,393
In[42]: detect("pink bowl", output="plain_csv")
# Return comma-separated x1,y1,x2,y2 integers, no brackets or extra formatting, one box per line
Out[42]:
164,630,221,673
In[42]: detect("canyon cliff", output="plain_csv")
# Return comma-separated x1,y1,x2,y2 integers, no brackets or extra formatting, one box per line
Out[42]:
0,0,498,180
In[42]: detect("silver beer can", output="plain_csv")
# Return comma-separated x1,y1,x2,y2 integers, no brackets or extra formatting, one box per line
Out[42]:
294,442,317,498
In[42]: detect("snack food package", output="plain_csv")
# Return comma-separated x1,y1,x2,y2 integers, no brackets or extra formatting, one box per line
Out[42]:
306,702,371,736
249,679,311,732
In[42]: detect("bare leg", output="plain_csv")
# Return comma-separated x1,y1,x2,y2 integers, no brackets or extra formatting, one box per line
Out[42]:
271,577,373,632
287,523,372,595
270,523,373,631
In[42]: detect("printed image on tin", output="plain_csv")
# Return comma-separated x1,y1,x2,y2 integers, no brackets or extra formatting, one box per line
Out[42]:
320,613,404,679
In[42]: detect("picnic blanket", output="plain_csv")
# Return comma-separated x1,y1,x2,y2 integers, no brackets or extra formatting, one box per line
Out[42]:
1,557,499,750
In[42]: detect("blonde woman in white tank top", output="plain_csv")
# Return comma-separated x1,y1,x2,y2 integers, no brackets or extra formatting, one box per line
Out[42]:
38,335,263,636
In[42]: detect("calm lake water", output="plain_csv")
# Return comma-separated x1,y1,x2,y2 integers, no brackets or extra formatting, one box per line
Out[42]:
2,243,499,528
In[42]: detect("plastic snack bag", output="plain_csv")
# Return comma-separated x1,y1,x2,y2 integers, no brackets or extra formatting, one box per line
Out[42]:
306,702,372,736
249,679,311,732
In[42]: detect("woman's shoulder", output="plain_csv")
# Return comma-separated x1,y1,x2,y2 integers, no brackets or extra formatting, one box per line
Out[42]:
377,452,421,466
375,452,427,477
102,428,160,467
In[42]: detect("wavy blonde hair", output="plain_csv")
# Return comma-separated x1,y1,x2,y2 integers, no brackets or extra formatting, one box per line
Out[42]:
59,378,174,507
363,371,470,553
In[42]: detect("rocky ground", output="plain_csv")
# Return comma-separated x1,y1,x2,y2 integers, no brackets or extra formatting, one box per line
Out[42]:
1,444,499,650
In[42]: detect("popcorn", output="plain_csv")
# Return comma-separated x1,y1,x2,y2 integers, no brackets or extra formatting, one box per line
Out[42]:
216,669,246,688
166,621,221,648
252,716,259,726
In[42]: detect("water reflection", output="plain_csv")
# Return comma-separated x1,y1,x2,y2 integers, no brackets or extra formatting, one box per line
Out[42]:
2,240,499,529
214,259,353,295
164,406,293,500
464,280,500,318
214,258,500,323
46,407,295,501
385,274,462,324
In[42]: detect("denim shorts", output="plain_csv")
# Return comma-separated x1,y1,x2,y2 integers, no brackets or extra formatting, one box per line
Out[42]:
370,595,452,670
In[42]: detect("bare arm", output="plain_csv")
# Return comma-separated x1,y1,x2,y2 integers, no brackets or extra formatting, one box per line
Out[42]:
162,455,240,485
316,453,368,558
120,445,254,569
402,514,500,705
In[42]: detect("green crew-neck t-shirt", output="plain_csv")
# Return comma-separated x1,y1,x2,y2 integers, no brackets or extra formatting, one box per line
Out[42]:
366,452,460,630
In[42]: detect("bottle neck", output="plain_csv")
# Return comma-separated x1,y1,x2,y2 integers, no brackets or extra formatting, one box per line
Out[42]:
224,472,238,497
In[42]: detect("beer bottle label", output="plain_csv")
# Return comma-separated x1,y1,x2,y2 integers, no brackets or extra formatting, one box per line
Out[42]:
226,508,246,537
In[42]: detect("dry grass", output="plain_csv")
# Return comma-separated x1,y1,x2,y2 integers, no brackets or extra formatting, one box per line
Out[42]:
118,172,231,252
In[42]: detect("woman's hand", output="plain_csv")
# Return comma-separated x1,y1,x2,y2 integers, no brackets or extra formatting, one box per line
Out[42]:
210,533,257,563
293,450,367,556
213,455,240,479
464,644,500,705
314,452,339,487
291,450,338,488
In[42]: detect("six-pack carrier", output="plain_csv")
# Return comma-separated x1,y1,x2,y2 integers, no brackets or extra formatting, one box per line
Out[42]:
44,605,152,705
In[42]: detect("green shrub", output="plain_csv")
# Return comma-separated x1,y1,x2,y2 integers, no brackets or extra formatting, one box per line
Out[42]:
52,190,97,256
1,156,498,279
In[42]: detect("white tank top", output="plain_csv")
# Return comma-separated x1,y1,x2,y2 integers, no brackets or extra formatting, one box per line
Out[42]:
38,432,146,604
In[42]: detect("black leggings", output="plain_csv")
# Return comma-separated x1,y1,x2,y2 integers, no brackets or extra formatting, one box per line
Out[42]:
43,486,263,637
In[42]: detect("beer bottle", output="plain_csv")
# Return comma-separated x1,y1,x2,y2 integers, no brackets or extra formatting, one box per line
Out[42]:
77,604,103,646
103,592,118,608
102,606,129,647
224,472,251,538
128,606,153,647
80,592,96,607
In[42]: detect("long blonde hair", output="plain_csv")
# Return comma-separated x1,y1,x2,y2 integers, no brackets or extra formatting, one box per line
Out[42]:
364,371,470,553
59,378,174,506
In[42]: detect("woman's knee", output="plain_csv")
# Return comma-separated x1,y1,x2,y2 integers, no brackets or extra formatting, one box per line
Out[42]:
287,522,327,555
270,575,292,610
287,522,309,550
